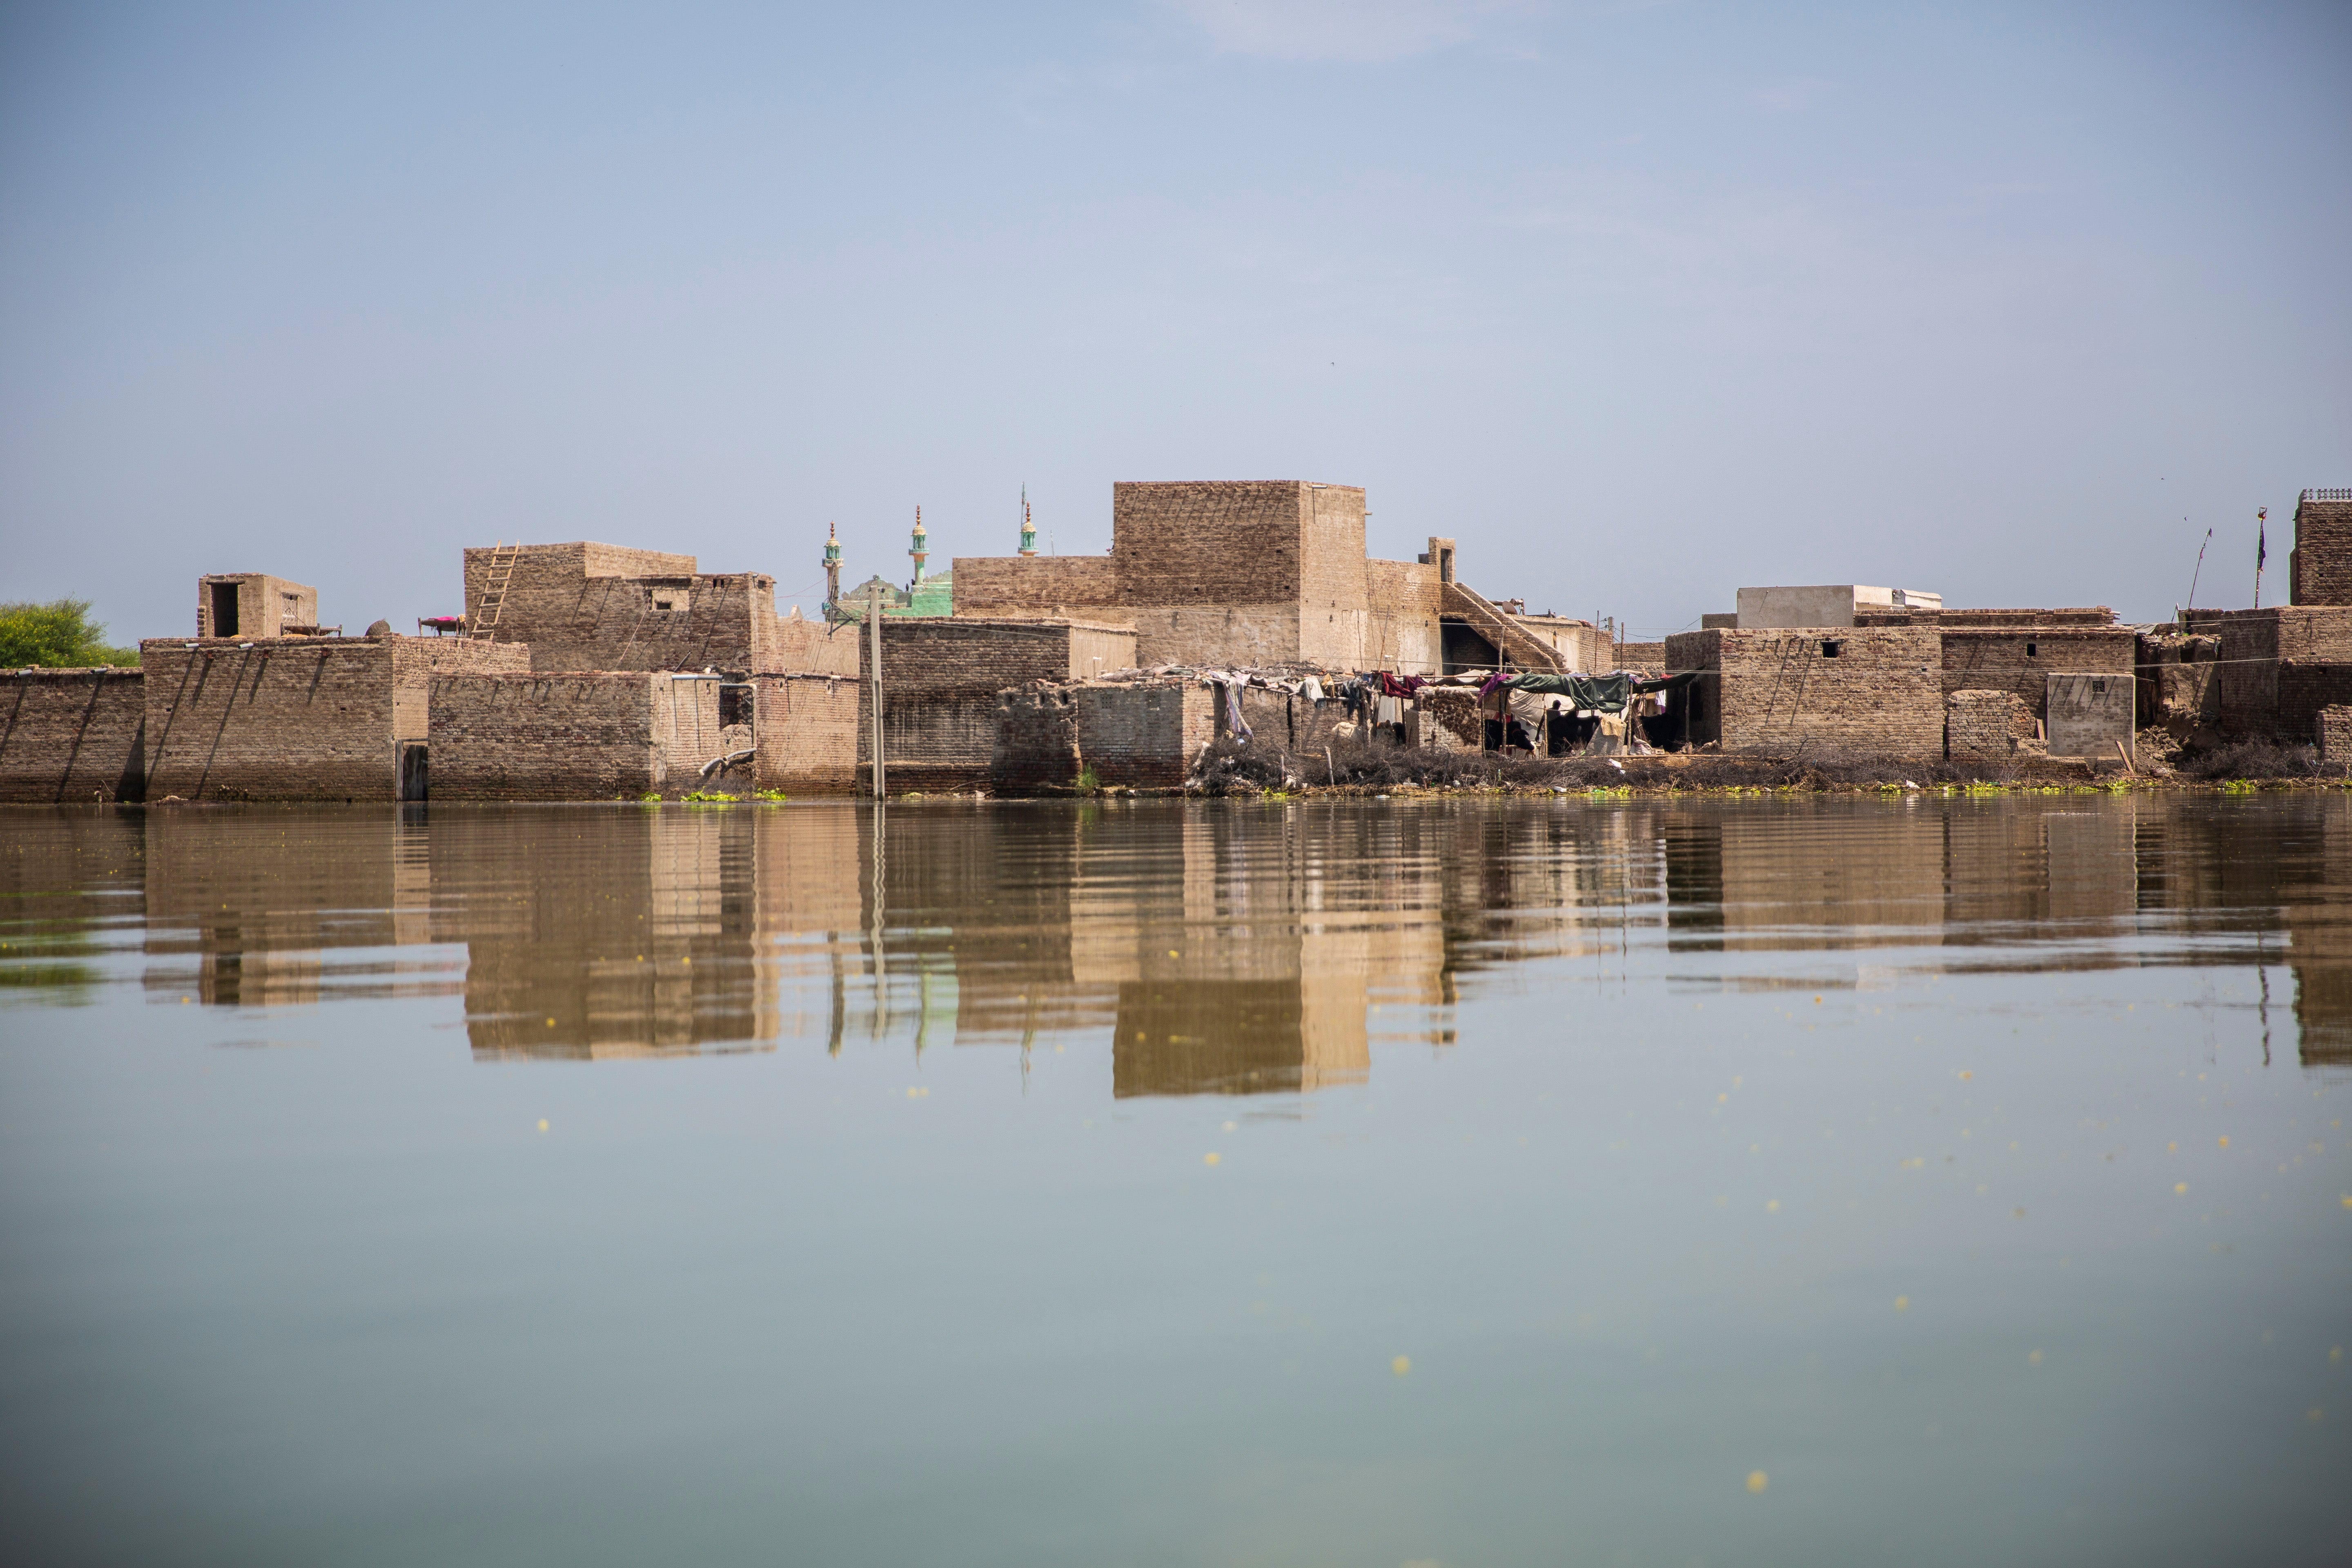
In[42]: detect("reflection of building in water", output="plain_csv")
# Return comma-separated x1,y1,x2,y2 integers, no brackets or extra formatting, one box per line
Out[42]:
140,809,435,1007
445,808,831,1061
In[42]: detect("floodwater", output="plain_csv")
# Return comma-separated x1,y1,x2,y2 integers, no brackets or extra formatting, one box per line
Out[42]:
2,795,2349,1568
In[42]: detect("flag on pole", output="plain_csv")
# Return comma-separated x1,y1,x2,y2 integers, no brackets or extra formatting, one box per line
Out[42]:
2254,507,2268,609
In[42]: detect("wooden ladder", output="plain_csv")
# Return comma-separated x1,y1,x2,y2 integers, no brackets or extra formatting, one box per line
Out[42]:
471,543,521,640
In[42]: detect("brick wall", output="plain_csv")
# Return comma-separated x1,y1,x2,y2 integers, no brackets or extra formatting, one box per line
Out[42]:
2319,706,2352,766
2045,673,2134,760
428,671,720,800
1613,640,1666,670
2135,632,2220,728
1082,685,1214,788
1296,486,1370,668
765,609,859,677
2291,496,2352,606
0,668,147,802
859,618,1140,793
1113,481,1305,607
753,674,858,794
1366,559,1444,673
1939,629,2136,713
1665,628,1944,755
1945,689,2034,758
143,635,525,801
950,557,1122,616
2195,607,2352,740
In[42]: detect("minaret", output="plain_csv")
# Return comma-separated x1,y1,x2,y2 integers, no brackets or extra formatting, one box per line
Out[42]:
1019,487,1037,557
821,521,842,612
909,506,929,584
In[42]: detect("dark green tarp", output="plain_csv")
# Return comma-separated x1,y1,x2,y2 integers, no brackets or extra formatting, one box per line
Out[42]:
1499,670,1697,711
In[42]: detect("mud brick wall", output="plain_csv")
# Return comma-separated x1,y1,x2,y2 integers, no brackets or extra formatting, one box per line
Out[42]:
142,639,398,801
0,669,147,802
753,674,858,794
2044,673,2135,760
1297,486,1370,668
1944,689,2034,758
951,557,1122,617
992,685,1082,793
2136,633,2220,728
429,672,686,800
765,612,860,676
1365,559,1443,673
655,676,727,782
1939,629,2136,713
1113,481,1306,607
390,637,531,740
2319,706,2352,765
1417,688,1484,750
860,619,1140,794
2290,497,2352,606
1080,685,1213,789
1613,640,1666,670
1666,628,1943,755
2197,607,2352,739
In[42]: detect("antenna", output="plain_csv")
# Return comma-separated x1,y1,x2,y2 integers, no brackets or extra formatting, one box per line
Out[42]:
2185,523,2212,613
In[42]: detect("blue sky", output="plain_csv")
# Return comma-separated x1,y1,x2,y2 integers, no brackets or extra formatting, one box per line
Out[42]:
3,1,2346,643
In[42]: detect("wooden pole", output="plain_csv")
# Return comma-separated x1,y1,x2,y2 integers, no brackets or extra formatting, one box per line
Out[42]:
868,583,886,800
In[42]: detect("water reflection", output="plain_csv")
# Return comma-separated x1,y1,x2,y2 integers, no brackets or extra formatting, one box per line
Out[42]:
4,794,2350,1074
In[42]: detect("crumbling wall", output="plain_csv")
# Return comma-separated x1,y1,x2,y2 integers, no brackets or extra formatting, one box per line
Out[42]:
1944,689,2035,759
1416,688,1485,750
2044,673,2135,761
1082,685,1213,789
0,668,147,802
428,672,680,800
2136,631,2219,731
2319,705,2352,767
1666,628,1943,755
992,685,1082,793
2291,494,2352,607
753,674,858,794
861,619,1139,794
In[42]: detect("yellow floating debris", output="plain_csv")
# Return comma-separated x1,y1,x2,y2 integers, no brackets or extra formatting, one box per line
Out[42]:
1895,1296,1910,1312
536,1119,548,1132
1746,1470,1768,1494
1204,1152,1221,1166
2175,1182,2189,1195
2028,1349,2043,1365
1392,1356,1411,1377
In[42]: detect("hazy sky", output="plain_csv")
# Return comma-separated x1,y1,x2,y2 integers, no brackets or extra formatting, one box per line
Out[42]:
3,1,2346,644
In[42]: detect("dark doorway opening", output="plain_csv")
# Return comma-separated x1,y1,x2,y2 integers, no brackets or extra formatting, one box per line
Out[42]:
210,582,239,638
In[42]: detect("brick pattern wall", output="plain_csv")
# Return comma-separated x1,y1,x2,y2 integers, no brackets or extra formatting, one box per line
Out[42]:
950,557,1122,615
1945,689,2034,758
765,611,860,677
1939,629,2136,713
142,635,524,801
1666,628,1944,755
860,619,1140,793
1365,559,1443,673
1081,685,1213,788
1417,688,1485,750
1114,481,1305,606
1613,640,1666,670
753,675,858,794
430,672,722,800
0,669,147,802
2291,498,2352,606
2319,705,2352,765
992,685,1082,793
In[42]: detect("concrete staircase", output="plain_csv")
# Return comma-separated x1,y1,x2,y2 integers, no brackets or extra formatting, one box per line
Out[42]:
1444,581,1568,674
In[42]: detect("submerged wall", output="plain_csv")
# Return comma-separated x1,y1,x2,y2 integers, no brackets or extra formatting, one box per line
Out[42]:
428,671,721,800
0,668,147,802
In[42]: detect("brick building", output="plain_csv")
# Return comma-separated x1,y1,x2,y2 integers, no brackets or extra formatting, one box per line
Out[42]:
142,633,527,802
1664,627,1946,755
2187,606,2352,742
0,668,147,802
459,541,853,675
197,573,319,639
2290,489,2352,606
951,481,1577,676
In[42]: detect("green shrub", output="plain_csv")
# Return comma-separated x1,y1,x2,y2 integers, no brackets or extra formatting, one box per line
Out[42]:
0,599,137,667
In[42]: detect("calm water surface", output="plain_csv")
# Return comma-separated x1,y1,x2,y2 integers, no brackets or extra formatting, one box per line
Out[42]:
2,795,2349,1566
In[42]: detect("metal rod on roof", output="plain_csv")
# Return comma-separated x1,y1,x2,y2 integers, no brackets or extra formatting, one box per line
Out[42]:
868,581,886,800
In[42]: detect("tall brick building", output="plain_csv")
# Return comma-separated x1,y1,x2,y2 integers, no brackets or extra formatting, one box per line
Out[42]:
2291,489,2352,606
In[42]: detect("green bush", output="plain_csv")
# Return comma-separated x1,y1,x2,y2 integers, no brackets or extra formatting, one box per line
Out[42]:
0,599,138,667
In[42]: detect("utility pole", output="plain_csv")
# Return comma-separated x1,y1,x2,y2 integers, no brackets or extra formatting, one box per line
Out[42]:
868,581,886,800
